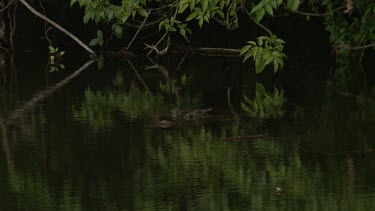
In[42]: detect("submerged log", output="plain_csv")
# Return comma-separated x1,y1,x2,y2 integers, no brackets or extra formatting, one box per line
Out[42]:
100,49,138,58
170,44,242,57
224,135,265,141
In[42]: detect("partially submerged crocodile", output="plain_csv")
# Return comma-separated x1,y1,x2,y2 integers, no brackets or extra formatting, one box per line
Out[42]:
172,108,213,120
153,108,213,128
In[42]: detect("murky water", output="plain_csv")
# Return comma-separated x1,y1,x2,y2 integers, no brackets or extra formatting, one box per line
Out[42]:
1,52,375,210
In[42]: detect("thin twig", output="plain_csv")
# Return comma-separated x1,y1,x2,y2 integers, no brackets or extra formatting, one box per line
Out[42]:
38,0,52,46
0,0,14,12
243,6,273,36
126,10,151,49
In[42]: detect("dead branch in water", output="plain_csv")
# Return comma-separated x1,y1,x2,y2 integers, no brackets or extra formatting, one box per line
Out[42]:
18,0,96,56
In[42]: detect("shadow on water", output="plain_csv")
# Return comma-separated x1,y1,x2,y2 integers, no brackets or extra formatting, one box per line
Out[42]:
0,48,375,210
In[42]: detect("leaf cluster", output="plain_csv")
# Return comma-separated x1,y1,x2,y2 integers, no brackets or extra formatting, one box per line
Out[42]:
240,35,286,74
48,46,66,72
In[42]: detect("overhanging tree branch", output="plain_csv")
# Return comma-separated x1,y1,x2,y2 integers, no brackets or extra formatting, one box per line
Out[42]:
18,0,96,56
296,5,346,17
332,43,375,53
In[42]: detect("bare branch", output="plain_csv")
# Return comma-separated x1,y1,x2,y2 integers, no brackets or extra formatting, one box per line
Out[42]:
126,10,151,49
332,43,375,53
296,5,346,17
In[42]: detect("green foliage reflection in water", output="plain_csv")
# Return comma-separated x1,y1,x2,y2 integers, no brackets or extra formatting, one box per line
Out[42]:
2,80,375,210
72,71,202,130
241,82,286,119
73,83,165,129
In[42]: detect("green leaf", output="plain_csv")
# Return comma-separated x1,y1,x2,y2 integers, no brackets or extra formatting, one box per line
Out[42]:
83,12,91,24
202,0,208,12
270,0,277,8
217,10,225,18
114,25,123,38
169,26,177,32
108,10,114,20
97,30,103,39
247,41,256,45
138,8,149,17
255,58,266,74
243,51,253,62
49,66,57,72
199,18,204,27
257,38,264,46
220,0,225,9
180,29,189,41
255,8,266,22
180,28,186,37
287,0,300,12
251,0,269,13
179,3,189,14
240,45,251,55
273,60,279,72
70,0,77,7
276,38,285,44
94,15,101,24
264,55,273,65
190,0,196,10
252,47,260,58
185,28,192,34
186,12,198,21
90,38,99,46
264,4,274,16
48,46,54,52
203,15,209,23
159,21,164,31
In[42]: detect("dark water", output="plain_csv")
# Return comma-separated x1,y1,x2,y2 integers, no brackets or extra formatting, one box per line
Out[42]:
1,52,375,210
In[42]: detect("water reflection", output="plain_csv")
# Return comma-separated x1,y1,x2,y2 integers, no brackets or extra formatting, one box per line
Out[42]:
0,55,375,210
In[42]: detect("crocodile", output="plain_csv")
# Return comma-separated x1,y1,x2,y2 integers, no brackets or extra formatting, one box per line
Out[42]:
153,108,213,128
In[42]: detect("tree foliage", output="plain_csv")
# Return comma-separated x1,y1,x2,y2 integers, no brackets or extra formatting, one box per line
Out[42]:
70,0,374,73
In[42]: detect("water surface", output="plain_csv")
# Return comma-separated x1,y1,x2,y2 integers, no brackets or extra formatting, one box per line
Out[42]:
1,53,375,210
